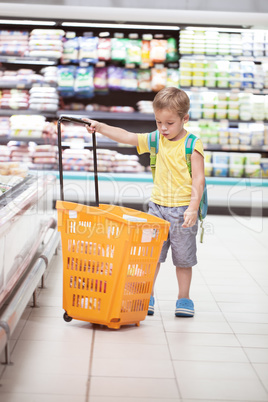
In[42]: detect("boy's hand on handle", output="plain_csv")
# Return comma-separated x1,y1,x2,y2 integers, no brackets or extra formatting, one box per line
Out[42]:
182,207,198,228
82,118,100,133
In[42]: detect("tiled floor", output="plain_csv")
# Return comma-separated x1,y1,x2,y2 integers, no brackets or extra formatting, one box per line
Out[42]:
0,214,268,402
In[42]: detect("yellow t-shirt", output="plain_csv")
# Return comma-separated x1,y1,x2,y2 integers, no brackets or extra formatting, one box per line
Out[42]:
137,131,204,207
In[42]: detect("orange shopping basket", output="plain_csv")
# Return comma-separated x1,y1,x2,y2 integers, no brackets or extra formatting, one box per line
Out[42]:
56,116,170,329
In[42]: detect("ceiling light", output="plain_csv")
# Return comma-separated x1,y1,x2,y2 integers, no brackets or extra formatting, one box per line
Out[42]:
0,19,56,26
62,22,179,31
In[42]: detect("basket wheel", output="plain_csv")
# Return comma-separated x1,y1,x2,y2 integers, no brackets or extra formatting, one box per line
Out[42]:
136,322,140,327
63,312,73,322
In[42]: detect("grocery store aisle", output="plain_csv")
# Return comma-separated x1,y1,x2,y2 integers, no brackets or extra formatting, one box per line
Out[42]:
0,214,268,402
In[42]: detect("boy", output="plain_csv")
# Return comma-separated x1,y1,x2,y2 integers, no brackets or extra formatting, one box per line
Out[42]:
84,87,205,317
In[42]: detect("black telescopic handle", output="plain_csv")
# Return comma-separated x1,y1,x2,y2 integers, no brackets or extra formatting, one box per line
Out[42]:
57,116,99,207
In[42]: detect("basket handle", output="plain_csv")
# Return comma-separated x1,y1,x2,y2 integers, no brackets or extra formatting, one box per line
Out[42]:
57,116,99,207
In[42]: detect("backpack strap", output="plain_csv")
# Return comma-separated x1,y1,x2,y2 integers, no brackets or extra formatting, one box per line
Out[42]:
148,130,159,182
185,133,198,177
184,133,205,243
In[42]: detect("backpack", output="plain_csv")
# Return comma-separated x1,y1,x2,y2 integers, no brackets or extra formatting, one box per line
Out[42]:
148,130,208,243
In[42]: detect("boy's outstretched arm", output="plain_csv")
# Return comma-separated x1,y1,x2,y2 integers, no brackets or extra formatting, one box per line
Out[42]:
83,118,138,147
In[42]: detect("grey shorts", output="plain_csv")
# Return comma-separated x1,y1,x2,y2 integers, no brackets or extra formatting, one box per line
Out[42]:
148,201,198,268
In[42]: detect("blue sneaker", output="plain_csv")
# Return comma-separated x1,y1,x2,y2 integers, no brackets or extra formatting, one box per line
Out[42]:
175,298,194,317
148,296,155,315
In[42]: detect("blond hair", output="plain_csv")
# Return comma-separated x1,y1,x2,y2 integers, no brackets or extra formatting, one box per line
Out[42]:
153,87,190,118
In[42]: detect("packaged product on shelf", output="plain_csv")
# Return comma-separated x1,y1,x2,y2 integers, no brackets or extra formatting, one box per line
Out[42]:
245,164,261,177
151,67,167,92
121,69,138,91
107,66,124,90
249,123,265,146
193,31,205,54
136,100,153,114
252,96,265,121
57,65,76,96
204,162,213,176
264,64,268,89
0,117,10,138
111,38,127,62
0,30,29,57
204,60,217,87
229,164,244,177
230,33,242,56
8,141,31,163
166,68,179,88
141,39,151,65
260,158,268,178
0,89,29,110
227,109,239,120
110,106,135,113
29,29,65,59
74,66,94,97
0,145,10,162
212,151,229,164
204,150,212,163
179,30,194,54
229,61,241,88
213,163,229,177
229,152,245,164
244,152,261,166
189,92,202,119
150,39,167,63
93,67,108,93
238,123,251,145
228,128,240,145
0,161,28,178
218,129,229,145
112,153,144,173
62,148,91,171
97,37,111,61
239,92,253,121
126,39,142,64
253,32,265,57
190,107,202,119
166,38,178,62
205,33,218,55
242,32,253,57
40,66,58,85
29,86,59,112
89,149,116,172
218,33,230,55
9,114,46,138
78,36,98,63
137,69,151,92
62,34,79,64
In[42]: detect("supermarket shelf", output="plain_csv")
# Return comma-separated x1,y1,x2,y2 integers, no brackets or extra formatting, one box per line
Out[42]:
0,56,58,65
0,135,267,153
57,110,155,121
0,110,57,118
0,81,58,89
34,170,268,186
3,109,268,124
180,55,268,63
181,86,268,95
31,170,268,210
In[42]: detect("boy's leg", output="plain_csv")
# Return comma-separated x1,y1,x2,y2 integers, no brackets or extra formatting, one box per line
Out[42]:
148,262,161,316
151,262,161,297
176,266,192,299
175,266,194,317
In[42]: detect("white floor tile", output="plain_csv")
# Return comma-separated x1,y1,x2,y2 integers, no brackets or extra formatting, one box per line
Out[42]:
173,361,268,400
1,215,268,402
89,377,180,399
